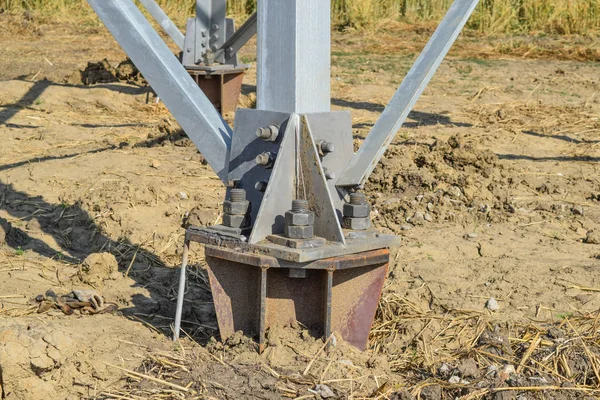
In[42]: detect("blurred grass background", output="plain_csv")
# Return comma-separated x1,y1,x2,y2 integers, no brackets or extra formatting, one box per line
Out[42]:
2,0,599,36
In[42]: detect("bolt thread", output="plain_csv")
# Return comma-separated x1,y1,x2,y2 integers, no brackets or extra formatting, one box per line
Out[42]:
292,199,309,212
255,152,270,165
349,193,366,205
256,127,270,139
230,188,246,202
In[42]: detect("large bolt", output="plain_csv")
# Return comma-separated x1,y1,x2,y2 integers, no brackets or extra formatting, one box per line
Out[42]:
255,181,268,192
255,152,276,168
324,168,336,180
256,125,280,142
343,192,370,226
230,188,246,202
284,199,315,238
317,140,335,157
350,192,367,205
292,199,309,212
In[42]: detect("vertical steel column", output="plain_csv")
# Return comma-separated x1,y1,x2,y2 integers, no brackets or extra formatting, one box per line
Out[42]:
256,0,331,113
195,0,227,64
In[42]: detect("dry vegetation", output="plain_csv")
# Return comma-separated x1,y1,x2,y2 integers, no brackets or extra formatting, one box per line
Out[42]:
3,0,600,35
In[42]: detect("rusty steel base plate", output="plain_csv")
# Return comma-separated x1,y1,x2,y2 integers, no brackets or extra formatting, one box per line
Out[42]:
203,245,389,351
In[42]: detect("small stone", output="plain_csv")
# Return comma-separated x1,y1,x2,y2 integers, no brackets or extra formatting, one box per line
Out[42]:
150,159,161,169
410,211,425,226
584,230,600,244
424,213,433,222
401,225,413,231
499,364,516,381
448,375,461,384
427,202,435,212
420,384,442,400
438,363,451,376
178,191,188,200
416,195,424,202
458,358,481,378
464,232,478,239
486,297,500,311
572,205,584,216
546,327,565,339
486,365,498,377
480,204,491,213
313,384,335,398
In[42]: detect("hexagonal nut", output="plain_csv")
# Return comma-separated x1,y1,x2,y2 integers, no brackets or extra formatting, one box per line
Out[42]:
222,214,250,228
223,200,250,215
343,203,370,218
285,224,314,239
342,216,371,230
284,210,315,226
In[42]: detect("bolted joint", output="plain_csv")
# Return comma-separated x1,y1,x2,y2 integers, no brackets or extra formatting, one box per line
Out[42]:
255,152,277,168
343,203,370,218
230,188,246,202
285,210,315,227
316,140,335,157
324,168,336,180
255,181,269,193
285,224,314,239
349,192,367,205
255,125,280,142
291,199,309,212
342,216,371,231
223,199,250,216
222,214,250,229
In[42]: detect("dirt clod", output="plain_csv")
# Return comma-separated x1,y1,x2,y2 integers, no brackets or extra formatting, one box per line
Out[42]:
79,252,118,287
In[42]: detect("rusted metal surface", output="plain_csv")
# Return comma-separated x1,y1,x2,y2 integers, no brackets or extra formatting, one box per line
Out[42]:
186,225,400,264
203,245,389,351
188,68,246,115
330,262,388,350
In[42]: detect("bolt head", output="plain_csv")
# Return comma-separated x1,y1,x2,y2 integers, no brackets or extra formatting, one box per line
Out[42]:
342,216,371,231
223,200,250,215
343,203,370,218
285,225,314,239
285,210,315,226
222,214,250,228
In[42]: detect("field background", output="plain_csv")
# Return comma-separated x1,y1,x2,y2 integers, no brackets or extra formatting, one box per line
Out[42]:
3,0,600,35
1,0,600,399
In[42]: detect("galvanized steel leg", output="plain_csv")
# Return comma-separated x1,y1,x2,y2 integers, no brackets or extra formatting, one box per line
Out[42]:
337,0,481,187
173,239,190,340
138,0,185,50
86,0,233,183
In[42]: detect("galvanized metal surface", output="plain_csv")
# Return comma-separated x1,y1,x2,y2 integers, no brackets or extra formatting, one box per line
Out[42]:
215,12,258,64
337,0,481,187
299,116,345,244
226,109,292,240
86,0,233,183
303,112,354,212
204,246,389,350
138,0,184,50
173,239,190,340
249,114,298,244
195,0,226,64
256,0,331,113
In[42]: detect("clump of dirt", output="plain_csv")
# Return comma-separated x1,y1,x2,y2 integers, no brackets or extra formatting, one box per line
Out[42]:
80,58,145,85
79,252,119,287
368,132,513,230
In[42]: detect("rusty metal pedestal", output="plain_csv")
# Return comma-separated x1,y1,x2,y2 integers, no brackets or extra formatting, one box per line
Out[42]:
186,64,248,115
176,227,390,352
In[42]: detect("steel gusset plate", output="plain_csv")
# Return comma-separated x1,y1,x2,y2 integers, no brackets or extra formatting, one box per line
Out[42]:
204,246,388,351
